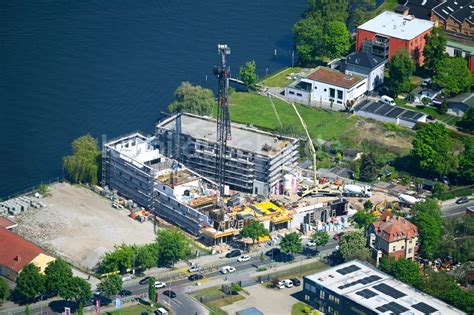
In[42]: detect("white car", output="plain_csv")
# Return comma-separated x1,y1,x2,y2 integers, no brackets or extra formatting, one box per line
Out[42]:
237,255,251,262
220,266,236,274
188,264,201,273
154,281,166,289
276,281,285,289
283,279,293,288
306,240,316,247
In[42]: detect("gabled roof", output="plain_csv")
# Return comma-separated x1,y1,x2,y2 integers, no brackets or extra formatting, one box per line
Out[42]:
432,0,473,25
0,227,43,273
404,0,441,19
345,52,386,70
371,216,418,242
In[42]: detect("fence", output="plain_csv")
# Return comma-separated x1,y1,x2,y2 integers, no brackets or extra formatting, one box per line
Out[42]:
1,177,63,201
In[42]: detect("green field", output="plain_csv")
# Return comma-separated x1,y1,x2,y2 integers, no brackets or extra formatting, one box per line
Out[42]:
260,67,301,87
105,304,157,315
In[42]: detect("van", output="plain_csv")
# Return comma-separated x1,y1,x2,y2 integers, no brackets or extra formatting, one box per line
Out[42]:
380,95,396,106
155,308,168,315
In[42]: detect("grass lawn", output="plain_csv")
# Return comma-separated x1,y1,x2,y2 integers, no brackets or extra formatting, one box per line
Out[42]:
376,0,400,14
292,302,315,315
260,67,301,87
192,286,227,301
105,304,157,315
192,286,245,315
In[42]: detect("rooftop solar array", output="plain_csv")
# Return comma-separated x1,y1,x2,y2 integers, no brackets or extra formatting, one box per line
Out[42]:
356,289,378,299
412,302,439,314
338,275,382,290
336,264,361,275
376,301,409,314
353,100,427,123
373,283,406,299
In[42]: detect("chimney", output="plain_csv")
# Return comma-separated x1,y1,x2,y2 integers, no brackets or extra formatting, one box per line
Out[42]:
395,5,410,16
15,255,21,262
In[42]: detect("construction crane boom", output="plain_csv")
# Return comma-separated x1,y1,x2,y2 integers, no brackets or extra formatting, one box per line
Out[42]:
290,102,317,189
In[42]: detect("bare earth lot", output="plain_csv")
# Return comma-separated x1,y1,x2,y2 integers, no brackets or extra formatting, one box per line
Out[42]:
16,183,156,271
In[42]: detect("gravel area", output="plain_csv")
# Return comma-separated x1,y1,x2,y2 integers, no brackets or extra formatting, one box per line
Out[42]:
16,182,156,271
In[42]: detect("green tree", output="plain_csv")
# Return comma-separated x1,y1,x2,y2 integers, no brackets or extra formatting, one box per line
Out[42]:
230,283,242,295
44,258,73,295
432,182,449,199
338,231,370,262
423,27,447,74
459,138,474,183
58,276,91,305
360,152,378,182
239,60,257,88
97,274,122,297
386,51,415,97
311,231,329,247
410,123,456,177
280,232,303,257
135,243,158,270
307,0,349,23
411,199,443,259
78,301,84,315
459,108,474,132
63,135,101,185
240,220,269,244
322,21,350,59
0,277,10,304
432,56,472,96
384,258,423,287
438,99,448,114
156,229,192,267
24,305,29,315
293,18,323,66
15,264,45,304
347,0,376,29
363,200,373,210
148,277,156,303
352,210,376,230
167,81,215,116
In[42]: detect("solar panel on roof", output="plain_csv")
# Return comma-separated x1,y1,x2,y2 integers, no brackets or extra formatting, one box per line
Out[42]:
373,283,406,299
366,102,382,113
337,275,382,290
412,302,439,314
336,264,361,275
376,104,395,116
376,302,409,314
356,289,378,299
386,107,405,118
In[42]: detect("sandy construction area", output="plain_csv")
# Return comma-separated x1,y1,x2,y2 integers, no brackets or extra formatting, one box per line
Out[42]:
16,182,156,271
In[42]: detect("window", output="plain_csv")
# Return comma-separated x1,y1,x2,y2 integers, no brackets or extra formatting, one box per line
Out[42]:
305,283,311,291
337,90,343,100
408,248,412,253
320,290,325,299
289,91,295,95
324,88,327,92
329,88,335,98
305,294,310,302
314,86,317,90
454,49,462,57
297,93,303,97
392,246,396,251
401,245,404,250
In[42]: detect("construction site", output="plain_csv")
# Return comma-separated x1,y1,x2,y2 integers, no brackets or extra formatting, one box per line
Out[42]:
99,44,375,246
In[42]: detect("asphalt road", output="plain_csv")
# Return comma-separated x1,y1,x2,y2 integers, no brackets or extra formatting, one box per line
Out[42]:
441,201,473,217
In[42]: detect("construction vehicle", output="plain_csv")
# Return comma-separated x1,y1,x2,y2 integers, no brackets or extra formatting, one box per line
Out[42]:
290,102,341,198
343,184,372,197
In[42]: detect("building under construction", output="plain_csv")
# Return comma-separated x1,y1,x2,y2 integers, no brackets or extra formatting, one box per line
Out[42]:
155,113,300,196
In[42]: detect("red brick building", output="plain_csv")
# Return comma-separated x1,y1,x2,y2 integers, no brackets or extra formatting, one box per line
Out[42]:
368,214,419,265
356,11,434,65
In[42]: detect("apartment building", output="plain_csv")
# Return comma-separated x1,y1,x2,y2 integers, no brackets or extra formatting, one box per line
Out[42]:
155,113,299,196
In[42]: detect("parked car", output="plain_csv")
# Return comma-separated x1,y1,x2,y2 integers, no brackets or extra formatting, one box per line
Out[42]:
188,274,204,281
220,266,236,274
188,264,201,273
139,277,151,285
225,249,241,258
283,279,293,288
162,290,176,298
290,278,301,286
276,281,286,289
380,95,396,106
119,290,132,297
456,196,469,204
237,255,251,262
265,248,281,257
154,281,166,289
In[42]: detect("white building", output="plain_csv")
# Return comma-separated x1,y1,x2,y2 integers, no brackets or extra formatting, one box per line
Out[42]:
344,52,386,92
285,67,368,109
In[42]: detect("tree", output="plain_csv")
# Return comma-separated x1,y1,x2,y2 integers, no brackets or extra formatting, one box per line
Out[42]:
411,199,443,259
15,264,45,304
97,274,122,297
347,0,376,29
0,277,10,304
45,258,73,295
384,258,423,287
307,0,349,23
156,229,192,267
58,276,91,305
322,21,350,59
423,28,446,74
240,220,269,244
363,200,373,210
239,60,257,88
386,51,415,97
352,210,376,230
338,231,370,261
63,135,101,185
359,152,378,182
230,283,242,295
438,99,448,114
280,232,303,257
135,243,158,270
410,123,456,177
24,305,29,315
148,277,156,303
459,108,474,133
432,56,472,96
311,231,329,247
167,81,215,116
293,18,323,66
459,138,474,183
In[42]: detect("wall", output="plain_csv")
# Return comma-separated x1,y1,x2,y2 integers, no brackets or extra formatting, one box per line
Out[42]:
345,63,385,92
31,253,56,274
0,264,18,282
284,86,311,104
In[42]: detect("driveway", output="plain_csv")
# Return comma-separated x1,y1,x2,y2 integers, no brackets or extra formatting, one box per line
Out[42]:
221,283,301,315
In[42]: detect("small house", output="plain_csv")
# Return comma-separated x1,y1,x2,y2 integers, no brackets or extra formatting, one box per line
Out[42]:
344,51,387,92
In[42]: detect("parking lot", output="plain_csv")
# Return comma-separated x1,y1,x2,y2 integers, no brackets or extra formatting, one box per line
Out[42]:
15,183,156,270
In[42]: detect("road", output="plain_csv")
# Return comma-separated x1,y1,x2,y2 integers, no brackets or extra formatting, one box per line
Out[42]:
441,200,473,218
5,240,338,315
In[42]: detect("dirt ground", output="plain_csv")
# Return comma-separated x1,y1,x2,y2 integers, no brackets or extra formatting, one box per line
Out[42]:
15,183,156,271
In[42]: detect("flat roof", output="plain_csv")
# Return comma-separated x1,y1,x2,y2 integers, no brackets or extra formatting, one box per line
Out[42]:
306,67,365,89
304,260,466,314
157,113,296,157
353,99,426,123
357,11,434,40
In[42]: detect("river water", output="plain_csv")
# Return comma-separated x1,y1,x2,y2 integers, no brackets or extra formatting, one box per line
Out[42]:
1,0,306,198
